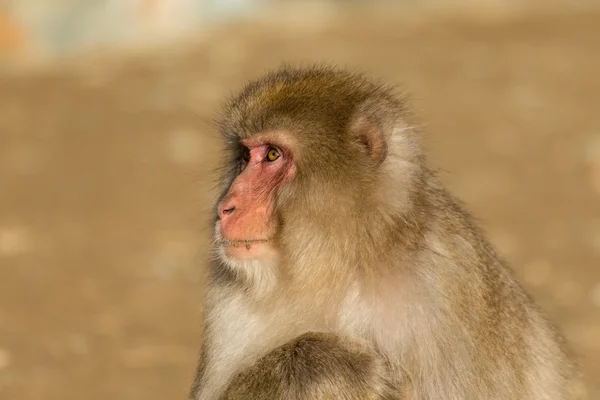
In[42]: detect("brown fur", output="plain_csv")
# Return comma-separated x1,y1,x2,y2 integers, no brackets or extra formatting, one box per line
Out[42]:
190,65,586,400
221,332,400,400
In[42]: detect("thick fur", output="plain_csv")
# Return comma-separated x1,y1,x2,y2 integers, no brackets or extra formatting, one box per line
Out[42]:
190,66,586,400
221,332,400,400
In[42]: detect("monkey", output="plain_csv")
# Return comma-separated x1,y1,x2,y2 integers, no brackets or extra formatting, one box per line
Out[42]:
189,65,586,399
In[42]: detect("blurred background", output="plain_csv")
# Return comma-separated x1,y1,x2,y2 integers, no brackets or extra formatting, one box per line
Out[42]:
0,0,599,399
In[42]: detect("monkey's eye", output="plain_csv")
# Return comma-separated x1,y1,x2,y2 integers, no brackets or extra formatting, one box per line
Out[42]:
266,147,280,162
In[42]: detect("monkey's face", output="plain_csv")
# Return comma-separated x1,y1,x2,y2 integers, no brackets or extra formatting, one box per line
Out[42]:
212,66,422,286
215,133,295,266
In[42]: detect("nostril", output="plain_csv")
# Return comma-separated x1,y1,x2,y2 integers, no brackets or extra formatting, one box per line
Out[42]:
221,206,236,216
218,197,236,219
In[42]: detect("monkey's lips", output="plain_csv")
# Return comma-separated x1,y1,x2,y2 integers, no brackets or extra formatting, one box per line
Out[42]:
218,238,270,249
216,237,274,261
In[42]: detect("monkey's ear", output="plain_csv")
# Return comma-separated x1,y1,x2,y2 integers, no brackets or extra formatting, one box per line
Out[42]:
349,115,388,166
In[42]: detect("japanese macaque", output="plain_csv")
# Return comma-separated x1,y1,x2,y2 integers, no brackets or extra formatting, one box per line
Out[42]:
189,66,585,399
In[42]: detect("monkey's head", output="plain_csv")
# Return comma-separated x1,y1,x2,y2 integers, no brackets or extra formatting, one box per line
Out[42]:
213,66,424,291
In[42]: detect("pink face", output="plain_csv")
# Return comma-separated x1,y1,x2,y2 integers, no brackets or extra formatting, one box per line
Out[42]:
216,135,295,261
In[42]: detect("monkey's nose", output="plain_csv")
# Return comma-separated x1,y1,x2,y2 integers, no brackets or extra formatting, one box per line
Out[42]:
218,199,236,220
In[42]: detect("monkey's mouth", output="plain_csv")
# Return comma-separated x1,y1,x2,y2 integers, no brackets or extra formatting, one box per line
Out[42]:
217,238,271,249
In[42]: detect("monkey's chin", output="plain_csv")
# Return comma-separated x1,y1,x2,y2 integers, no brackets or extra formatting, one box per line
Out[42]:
217,239,278,263
216,242,280,295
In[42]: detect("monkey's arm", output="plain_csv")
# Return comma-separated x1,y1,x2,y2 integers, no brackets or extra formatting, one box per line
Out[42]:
221,332,401,400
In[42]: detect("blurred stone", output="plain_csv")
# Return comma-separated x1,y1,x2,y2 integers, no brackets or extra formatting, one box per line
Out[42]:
585,133,600,164
567,324,600,351
93,312,122,337
67,334,89,355
586,134,600,196
167,127,203,165
150,231,197,280
590,164,600,197
263,1,339,35
591,229,600,256
590,283,600,309
508,82,543,110
554,280,583,307
485,128,519,157
76,62,115,87
47,339,65,358
188,79,225,106
540,223,569,253
207,39,248,76
523,258,552,287
79,277,102,302
122,344,190,368
6,146,41,175
0,348,11,369
0,226,32,257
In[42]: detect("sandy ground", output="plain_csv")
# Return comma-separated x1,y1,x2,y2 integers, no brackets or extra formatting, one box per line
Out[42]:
0,6,599,399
